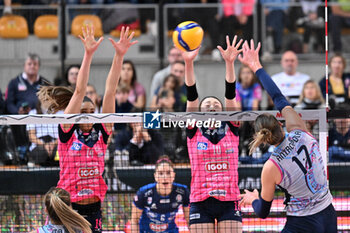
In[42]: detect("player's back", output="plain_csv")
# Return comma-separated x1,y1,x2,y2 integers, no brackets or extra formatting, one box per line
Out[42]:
269,129,332,216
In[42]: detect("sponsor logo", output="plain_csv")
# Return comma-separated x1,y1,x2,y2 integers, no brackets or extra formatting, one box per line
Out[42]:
234,211,241,217
197,142,208,150
225,148,234,154
74,116,89,123
71,142,82,151
189,213,200,220
77,189,93,196
176,188,185,194
143,110,161,129
149,223,168,232
147,197,153,205
208,189,227,197
151,203,157,209
144,189,153,197
160,199,170,203
205,161,229,172
147,211,157,218
176,194,182,202
78,167,99,178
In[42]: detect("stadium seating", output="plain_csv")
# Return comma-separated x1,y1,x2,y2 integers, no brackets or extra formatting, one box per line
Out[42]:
34,15,59,39
0,15,29,38
71,14,103,37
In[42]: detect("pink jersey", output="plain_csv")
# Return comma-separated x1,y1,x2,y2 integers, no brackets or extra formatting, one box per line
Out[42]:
57,123,110,203
187,122,240,202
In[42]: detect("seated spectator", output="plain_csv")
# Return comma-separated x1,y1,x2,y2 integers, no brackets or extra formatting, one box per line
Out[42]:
150,47,183,99
65,64,80,89
99,1,139,34
295,80,325,110
235,65,262,157
319,54,350,108
271,50,310,106
156,89,176,112
295,80,325,139
219,0,254,44
296,0,324,53
170,61,187,111
6,53,50,164
114,83,134,132
119,60,146,110
157,89,189,163
114,122,164,166
330,0,350,53
236,65,262,111
86,83,101,113
260,0,289,54
329,118,350,162
27,101,58,167
150,74,178,110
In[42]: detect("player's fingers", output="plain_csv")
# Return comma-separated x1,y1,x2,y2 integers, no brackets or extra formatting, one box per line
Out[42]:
125,27,130,39
86,24,90,36
226,35,230,48
78,35,84,43
232,35,237,47
120,26,125,39
82,26,86,39
130,40,138,46
256,42,261,53
96,37,104,46
91,24,95,37
217,45,224,54
236,39,244,49
250,39,255,50
128,31,135,41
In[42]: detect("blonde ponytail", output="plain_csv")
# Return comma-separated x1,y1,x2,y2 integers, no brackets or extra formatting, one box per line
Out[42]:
37,86,74,113
249,114,284,155
45,188,91,233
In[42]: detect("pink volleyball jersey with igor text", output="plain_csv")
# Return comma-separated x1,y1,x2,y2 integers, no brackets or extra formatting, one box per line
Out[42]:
187,122,240,203
57,123,110,203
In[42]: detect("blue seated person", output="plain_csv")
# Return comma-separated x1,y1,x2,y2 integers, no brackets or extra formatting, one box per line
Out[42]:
114,122,164,166
329,118,350,162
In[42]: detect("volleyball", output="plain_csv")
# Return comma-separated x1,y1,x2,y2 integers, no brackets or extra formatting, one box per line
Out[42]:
172,21,204,52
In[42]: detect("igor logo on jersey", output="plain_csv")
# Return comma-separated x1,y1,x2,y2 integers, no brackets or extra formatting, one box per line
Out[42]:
197,142,208,150
78,167,99,178
71,142,82,151
205,161,229,172
149,223,168,232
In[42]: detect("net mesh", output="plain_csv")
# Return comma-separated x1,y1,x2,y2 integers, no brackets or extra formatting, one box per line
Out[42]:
0,110,348,232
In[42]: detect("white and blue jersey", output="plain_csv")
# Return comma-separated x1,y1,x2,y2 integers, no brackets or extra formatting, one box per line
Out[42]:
133,183,190,233
269,129,333,216
37,222,82,233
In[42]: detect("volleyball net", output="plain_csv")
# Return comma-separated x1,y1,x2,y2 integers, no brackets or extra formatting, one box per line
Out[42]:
0,109,349,232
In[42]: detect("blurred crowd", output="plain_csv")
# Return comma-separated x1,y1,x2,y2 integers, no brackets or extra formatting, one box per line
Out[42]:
1,0,350,55
0,48,348,168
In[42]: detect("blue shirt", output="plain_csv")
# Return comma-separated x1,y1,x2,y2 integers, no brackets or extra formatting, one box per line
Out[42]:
134,183,190,233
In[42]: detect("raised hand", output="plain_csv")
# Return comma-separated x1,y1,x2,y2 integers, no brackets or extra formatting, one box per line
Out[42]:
180,47,200,63
78,24,104,55
239,189,259,207
217,35,243,63
238,39,262,73
109,26,138,56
